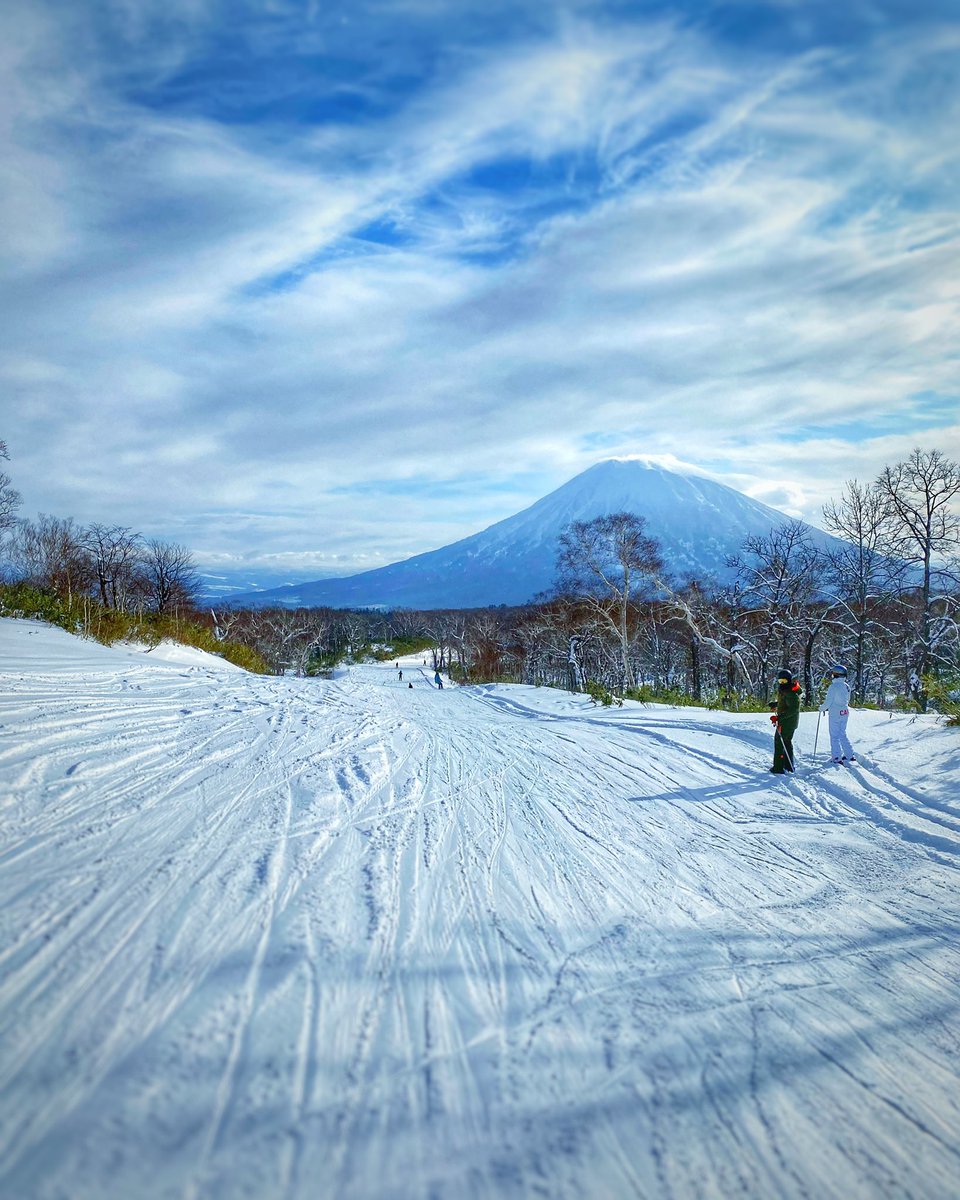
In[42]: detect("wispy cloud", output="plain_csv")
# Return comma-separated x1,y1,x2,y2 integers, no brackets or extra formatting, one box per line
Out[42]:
1,0,958,579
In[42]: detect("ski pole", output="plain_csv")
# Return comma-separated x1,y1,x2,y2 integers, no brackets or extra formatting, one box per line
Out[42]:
775,725,796,773
813,710,822,757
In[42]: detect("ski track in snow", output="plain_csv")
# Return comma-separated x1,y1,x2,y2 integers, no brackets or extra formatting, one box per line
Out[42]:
2,620,960,1200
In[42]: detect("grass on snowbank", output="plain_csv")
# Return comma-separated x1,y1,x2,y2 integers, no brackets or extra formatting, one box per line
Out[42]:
0,583,270,674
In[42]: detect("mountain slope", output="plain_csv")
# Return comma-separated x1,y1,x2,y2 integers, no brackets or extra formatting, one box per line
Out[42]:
230,457,842,609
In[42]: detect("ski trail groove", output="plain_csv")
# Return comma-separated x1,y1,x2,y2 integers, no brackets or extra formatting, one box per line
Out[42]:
2,634,960,1200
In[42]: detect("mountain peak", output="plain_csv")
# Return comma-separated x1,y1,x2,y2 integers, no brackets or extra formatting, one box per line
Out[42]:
591,454,707,476
580,451,710,480
227,459,839,610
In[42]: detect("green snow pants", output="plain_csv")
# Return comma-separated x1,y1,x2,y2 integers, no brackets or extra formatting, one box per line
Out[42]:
773,721,797,772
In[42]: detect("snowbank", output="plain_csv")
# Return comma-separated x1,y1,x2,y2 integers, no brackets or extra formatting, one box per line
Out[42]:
0,617,245,674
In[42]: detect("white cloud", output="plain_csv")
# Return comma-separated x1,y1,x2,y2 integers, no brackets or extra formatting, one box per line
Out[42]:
1,2,958,579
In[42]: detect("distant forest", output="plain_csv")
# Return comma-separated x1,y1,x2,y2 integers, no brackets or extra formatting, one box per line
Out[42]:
2,442,958,716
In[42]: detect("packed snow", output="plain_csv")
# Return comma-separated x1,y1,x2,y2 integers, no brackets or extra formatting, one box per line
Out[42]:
2,617,959,1200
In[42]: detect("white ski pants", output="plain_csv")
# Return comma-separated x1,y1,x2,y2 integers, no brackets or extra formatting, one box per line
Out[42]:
827,708,854,760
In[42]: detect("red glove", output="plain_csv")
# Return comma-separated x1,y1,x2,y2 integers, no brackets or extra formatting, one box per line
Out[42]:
770,714,778,724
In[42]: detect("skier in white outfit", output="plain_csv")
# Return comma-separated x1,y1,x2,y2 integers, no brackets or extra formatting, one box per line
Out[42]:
820,665,856,764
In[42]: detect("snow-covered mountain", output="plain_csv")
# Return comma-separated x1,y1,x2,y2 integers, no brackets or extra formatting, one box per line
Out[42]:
229,457,842,610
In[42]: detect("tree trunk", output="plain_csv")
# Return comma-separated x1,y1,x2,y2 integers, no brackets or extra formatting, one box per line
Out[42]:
619,600,635,690
689,638,701,702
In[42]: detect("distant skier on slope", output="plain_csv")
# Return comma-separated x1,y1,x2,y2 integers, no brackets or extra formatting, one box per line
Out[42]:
820,665,856,764
434,671,443,689
769,668,802,774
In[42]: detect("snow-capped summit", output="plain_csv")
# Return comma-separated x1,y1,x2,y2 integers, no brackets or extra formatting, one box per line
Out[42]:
229,458,839,609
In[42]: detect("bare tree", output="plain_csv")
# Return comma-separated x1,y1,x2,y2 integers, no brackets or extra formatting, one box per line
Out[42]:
0,440,21,534
8,515,94,604
663,581,758,695
509,604,566,686
245,608,329,675
822,479,902,702
557,512,664,691
142,539,200,614
874,448,960,706
458,610,517,682
423,611,464,671
81,524,144,612
284,611,330,676
338,613,370,659
727,522,826,696
523,599,594,691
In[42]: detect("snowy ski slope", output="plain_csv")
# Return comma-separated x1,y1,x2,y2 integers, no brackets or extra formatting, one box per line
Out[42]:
1,618,959,1200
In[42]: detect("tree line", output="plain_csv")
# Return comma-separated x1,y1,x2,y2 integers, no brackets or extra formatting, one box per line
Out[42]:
0,442,434,674
2,441,958,711
448,448,960,714
2,444,203,619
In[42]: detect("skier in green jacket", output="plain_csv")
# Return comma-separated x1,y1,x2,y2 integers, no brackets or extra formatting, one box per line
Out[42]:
769,668,802,773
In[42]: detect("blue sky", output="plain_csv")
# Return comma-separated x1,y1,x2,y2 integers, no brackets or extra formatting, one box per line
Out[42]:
2,0,958,588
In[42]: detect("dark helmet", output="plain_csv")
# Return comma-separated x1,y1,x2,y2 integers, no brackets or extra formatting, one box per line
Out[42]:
776,669,793,686
829,664,848,677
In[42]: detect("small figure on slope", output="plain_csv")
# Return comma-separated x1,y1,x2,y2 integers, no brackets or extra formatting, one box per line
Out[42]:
434,670,443,690
820,665,856,764
769,668,802,774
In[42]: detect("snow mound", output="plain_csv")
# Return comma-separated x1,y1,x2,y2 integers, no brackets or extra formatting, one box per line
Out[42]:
0,618,245,674
123,636,246,672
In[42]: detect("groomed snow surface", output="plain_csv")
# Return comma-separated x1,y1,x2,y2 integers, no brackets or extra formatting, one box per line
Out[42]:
2,618,959,1200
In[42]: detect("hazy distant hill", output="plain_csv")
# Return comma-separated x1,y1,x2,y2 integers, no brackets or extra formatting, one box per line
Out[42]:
227,458,843,609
